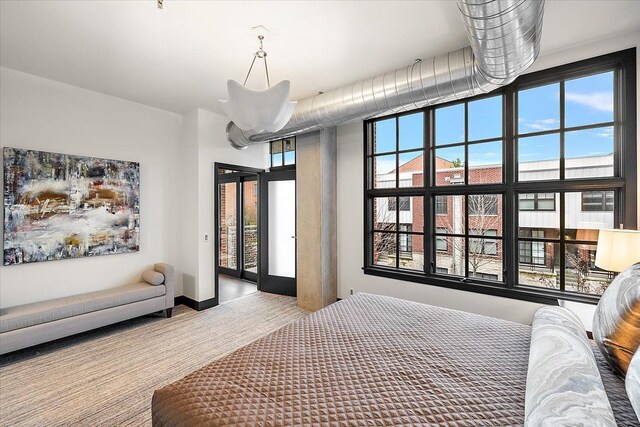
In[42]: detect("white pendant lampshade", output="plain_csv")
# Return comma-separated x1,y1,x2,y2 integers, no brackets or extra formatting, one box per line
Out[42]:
595,228,640,272
219,35,295,134
219,80,296,133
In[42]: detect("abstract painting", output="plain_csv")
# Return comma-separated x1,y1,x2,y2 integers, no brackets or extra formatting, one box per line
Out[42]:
3,147,140,265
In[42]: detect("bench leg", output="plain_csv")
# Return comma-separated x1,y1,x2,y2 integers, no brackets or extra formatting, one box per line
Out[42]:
166,307,173,318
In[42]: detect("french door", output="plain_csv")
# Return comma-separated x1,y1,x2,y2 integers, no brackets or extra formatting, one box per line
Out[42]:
259,168,297,296
218,174,258,282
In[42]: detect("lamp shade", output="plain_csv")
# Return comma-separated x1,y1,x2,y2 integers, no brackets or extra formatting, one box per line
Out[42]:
219,80,296,134
595,229,640,272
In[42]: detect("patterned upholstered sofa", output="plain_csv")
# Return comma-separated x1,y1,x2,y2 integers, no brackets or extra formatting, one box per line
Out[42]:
0,263,174,355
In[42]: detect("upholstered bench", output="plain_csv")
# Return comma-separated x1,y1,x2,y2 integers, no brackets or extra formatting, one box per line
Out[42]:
0,263,174,355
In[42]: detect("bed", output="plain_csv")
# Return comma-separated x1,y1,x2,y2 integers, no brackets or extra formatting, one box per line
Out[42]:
152,293,637,426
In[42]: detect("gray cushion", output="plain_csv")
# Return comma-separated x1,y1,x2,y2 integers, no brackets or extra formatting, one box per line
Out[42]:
0,283,166,333
525,306,616,426
593,263,640,377
627,348,640,422
142,270,165,286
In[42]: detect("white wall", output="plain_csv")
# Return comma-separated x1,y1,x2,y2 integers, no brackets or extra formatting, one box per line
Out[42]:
336,32,640,325
176,109,199,299
178,108,268,302
0,67,182,308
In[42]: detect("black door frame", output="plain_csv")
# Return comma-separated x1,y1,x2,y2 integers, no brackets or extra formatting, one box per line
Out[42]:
214,163,264,302
259,167,297,297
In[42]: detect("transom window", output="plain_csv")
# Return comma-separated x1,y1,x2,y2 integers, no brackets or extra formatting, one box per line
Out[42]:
364,49,636,304
270,137,295,168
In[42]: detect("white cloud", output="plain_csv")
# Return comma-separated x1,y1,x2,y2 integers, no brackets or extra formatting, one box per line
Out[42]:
520,118,559,131
565,91,613,112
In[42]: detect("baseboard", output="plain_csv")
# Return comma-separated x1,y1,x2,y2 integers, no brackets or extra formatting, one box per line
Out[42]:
174,296,218,311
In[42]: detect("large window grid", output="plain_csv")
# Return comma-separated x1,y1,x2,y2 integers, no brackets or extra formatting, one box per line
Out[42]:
364,49,636,304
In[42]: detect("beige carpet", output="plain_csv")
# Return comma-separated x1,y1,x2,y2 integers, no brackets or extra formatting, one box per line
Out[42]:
0,292,308,426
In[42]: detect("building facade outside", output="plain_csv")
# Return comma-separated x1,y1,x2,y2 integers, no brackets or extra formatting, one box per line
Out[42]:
374,153,615,295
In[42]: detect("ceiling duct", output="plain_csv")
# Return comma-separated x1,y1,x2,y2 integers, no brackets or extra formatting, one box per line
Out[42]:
227,0,545,149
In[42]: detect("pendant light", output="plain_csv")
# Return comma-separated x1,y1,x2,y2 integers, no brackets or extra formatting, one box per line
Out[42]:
219,35,296,134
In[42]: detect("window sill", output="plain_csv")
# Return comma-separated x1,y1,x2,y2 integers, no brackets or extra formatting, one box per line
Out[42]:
363,266,600,306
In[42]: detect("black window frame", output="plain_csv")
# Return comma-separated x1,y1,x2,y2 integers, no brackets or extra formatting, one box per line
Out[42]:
363,49,637,305
270,137,296,169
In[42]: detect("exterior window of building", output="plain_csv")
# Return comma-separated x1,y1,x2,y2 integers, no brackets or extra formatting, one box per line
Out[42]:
474,272,500,280
270,138,295,168
582,191,614,212
435,197,448,215
399,225,413,253
435,227,447,251
519,229,546,265
469,195,499,216
519,193,556,211
470,229,498,255
389,196,410,211
364,50,636,303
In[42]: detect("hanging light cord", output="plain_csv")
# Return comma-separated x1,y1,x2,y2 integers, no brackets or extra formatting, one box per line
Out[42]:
243,35,271,88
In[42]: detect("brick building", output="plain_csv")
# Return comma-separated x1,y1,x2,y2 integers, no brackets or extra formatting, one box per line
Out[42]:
374,153,615,293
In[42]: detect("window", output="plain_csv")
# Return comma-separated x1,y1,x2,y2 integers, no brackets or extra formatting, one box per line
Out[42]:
399,225,413,253
270,138,295,168
470,229,498,255
372,196,424,271
435,227,447,251
435,197,447,214
582,191,614,211
518,193,556,211
389,196,410,211
474,272,499,280
469,195,499,216
519,229,546,265
364,49,636,303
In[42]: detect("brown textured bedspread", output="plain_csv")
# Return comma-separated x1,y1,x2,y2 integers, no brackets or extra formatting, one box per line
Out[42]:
152,293,532,426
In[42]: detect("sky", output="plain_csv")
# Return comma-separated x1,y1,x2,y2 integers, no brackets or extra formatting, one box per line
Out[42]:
373,71,614,177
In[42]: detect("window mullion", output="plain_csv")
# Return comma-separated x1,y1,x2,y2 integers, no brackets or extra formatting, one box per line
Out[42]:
559,191,566,292
505,85,516,289
464,194,470,279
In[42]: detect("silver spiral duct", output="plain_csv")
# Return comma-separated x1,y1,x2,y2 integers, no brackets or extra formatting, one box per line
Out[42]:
227,0,545,149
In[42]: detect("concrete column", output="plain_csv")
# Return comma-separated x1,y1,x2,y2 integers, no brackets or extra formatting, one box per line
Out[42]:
296,128,338,311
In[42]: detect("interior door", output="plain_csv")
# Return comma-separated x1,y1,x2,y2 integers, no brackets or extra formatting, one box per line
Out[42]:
259,169,296,296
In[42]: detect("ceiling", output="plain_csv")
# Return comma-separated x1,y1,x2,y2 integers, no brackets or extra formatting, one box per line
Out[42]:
1,1,639,115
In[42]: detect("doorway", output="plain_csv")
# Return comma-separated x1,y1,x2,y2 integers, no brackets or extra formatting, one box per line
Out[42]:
259,168,297,297
216,164,261,303
214,159,297,305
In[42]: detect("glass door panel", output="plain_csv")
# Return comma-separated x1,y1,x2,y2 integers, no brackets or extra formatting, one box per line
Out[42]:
243,180,258,276
259,168,296,296
268,180,296,278
219,182,237,270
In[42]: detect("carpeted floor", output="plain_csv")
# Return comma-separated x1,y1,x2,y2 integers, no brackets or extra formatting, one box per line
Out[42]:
0,292,308,426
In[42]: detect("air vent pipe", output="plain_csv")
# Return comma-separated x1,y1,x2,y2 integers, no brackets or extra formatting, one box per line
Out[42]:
227,0,545,149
